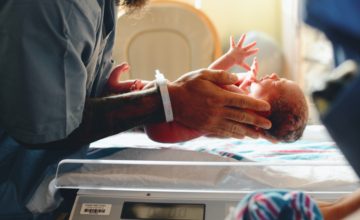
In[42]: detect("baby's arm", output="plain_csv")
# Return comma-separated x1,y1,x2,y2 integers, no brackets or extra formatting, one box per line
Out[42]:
209,34,258,71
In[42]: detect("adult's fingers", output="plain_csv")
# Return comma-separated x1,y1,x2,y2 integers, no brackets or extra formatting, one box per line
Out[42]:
213,120,261,139
224,92,271,112
222,85,247,94
259,131,279,143
200,70,239,85
223,108,271,129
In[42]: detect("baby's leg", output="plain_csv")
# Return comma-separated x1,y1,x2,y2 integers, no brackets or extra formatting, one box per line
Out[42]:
145,123,203,143
106,63,146,93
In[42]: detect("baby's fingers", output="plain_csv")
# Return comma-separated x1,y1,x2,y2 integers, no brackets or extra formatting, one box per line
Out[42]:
240,62,251,71
236,33,246,48
243,41,257,50
230,35,236,48
245,48,258,56
250,57,259,75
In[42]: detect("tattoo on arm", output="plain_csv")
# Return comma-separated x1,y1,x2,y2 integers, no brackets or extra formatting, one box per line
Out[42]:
25,87,165,149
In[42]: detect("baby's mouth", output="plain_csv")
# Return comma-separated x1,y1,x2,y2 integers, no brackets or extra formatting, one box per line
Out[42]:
259,75,270,81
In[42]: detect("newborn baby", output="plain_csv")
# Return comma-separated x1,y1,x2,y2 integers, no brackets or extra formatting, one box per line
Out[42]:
107,34,308,143
145,60,308,143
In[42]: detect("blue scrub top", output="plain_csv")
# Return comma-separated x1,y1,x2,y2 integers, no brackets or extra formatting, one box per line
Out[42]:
0,0,116,144
305,0,360,177
0,0,116,217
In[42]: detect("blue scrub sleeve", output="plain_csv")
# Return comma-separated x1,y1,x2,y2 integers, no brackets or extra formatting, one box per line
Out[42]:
0,0,101,144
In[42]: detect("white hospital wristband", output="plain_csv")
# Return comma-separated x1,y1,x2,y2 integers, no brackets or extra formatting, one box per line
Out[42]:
155,69,174,122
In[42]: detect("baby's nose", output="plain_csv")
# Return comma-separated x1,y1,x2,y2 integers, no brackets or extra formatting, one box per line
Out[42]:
269,73,279,80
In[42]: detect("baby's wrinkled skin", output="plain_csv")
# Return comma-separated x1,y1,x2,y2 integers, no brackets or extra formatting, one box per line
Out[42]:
232,59,308,142
247,71,308,142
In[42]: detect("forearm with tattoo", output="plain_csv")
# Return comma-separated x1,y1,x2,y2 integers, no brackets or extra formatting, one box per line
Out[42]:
24,87,165,149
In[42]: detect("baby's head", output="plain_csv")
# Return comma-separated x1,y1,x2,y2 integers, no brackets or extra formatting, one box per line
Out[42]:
249,73,308,142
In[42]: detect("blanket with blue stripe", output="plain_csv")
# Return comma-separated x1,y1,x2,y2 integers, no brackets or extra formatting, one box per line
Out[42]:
226,190,323,220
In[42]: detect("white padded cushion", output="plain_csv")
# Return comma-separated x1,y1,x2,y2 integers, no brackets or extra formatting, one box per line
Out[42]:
113,1,220,81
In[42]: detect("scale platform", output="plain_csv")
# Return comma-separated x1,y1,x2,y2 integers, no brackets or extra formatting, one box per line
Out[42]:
55,150,358,220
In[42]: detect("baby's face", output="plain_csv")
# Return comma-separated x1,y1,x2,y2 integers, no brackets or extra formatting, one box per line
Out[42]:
249,73,302,103
247,73,308,142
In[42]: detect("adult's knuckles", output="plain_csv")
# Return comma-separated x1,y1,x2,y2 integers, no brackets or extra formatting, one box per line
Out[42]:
230,124,240,134
203,111,223,130
205,96,222,107
235,112,247,122
226,125,245,138
204,114,218,127
229,96,246,108
233,94,262,109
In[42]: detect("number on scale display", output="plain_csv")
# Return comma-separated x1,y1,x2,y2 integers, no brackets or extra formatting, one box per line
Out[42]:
121,202,205,220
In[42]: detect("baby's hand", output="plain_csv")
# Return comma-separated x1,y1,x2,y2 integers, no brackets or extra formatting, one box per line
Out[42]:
238,57,258,93
250,57,258,77
227,34,258,71
105,62,147,94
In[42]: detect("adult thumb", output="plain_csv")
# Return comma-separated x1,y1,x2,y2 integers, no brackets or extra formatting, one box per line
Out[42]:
201,70,239,85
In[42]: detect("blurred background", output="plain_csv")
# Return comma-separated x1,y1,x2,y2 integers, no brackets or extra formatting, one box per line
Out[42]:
116,0,334,124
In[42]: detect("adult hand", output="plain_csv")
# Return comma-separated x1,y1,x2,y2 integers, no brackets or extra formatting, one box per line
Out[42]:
168,69,272,139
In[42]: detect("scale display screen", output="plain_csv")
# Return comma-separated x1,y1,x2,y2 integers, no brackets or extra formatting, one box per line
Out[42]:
121,202,205,220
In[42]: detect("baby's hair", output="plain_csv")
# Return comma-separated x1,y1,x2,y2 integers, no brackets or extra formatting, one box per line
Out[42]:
265,92,308,143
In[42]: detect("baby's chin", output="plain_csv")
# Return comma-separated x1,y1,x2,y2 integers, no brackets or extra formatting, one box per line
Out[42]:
249,83,272,102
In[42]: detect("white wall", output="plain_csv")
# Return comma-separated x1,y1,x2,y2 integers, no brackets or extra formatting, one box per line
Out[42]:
178,0,282,50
